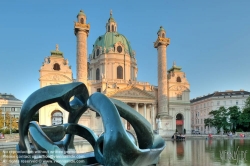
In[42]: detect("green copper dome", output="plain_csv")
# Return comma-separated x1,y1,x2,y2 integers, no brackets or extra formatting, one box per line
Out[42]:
108,16,116,23
93,32,133,56
157,26,165,33
77,10,86,17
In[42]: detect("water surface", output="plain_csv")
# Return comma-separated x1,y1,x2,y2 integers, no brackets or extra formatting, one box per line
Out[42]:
1,138,249,166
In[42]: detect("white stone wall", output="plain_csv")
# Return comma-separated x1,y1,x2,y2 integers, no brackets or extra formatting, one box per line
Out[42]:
191,92,250,134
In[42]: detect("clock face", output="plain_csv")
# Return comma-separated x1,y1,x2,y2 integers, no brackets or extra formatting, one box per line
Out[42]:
117,46,122,53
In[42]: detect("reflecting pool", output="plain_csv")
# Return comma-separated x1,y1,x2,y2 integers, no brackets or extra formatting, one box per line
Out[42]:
0,138,250,166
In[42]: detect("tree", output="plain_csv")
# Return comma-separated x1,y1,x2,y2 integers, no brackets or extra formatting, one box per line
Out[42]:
5,111,11,129
11,117,19,130
206,107,230,133
4,111,19,131
239,96,250,131
240,107,250,130
204,118,213,132
227,106,241,132
0,109,4,129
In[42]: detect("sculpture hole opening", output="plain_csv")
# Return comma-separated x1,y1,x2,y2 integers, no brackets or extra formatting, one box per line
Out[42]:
99,140,104,154
69,96,84,110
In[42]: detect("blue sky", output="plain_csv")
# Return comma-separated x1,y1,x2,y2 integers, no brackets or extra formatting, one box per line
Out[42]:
0,1,250,102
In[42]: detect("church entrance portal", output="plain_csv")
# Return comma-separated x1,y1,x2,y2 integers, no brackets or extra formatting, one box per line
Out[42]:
176,113,184,134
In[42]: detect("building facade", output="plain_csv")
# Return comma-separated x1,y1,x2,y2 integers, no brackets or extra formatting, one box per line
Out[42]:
190,90,250,134
0,93,23,127
39,10,191,136
39,45,73,125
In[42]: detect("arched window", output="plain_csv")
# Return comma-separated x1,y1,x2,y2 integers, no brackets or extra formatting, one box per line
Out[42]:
108,26,110,32
117,66,123,79
177,76,181,82
162,33,165,38
117,46,122,53
112,25,114,32
51,110,63,125
96,68,100,80
96,49,100,56
53,63,60,71
80,18,84,24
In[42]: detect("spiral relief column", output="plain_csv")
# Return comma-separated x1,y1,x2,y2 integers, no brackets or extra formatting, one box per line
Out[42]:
154,26,170,134
74,10,90,85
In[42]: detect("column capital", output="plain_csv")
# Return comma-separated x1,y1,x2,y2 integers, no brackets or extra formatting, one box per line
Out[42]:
154,37,170,48
74,22,90,36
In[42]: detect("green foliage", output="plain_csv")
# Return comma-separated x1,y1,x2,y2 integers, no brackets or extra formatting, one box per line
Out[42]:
208,107,230,133
1,111,19,132
240,107,250,128
239,96,250,130
228,106,241,132
0,109,4,129
5,111,11,128
204,96,250,132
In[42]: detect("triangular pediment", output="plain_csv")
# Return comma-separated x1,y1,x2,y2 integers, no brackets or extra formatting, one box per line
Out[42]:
108,86,155,99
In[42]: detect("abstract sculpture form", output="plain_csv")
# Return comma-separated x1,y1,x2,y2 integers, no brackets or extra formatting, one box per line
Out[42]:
17,82,165,166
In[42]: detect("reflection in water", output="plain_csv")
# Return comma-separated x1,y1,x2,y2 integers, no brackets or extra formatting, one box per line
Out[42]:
0,139,250,166
159,139,250,166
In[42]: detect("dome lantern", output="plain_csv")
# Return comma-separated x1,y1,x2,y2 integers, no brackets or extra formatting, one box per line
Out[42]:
106,10,117,32
77,10,86,24
157,26,166,38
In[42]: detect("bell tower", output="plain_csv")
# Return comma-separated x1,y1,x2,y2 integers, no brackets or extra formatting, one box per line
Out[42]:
74,10,90,85
154,26,171,133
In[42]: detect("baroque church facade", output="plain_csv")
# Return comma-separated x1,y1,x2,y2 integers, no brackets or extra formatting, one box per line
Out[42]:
39,10,191,136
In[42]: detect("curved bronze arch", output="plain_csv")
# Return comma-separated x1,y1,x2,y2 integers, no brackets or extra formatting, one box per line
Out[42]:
17,82,165,166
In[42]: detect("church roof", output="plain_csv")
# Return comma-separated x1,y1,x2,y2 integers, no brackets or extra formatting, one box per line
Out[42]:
93,32,133,56
168,62,182,72
50,44,63,57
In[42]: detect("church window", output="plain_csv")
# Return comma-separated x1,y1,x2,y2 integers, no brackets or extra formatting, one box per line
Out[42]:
97,88,101,92
112,25,114,32
177,76,181,82
177,94,182,100
96,49,100,56
117,46,122,53
108,26,110,32
80,18,84,24
117,66,123,79
53,63,60,71
162,33,165,38
96,68,100,80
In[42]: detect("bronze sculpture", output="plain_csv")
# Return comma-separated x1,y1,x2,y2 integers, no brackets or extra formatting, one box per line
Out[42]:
17,82,165,166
